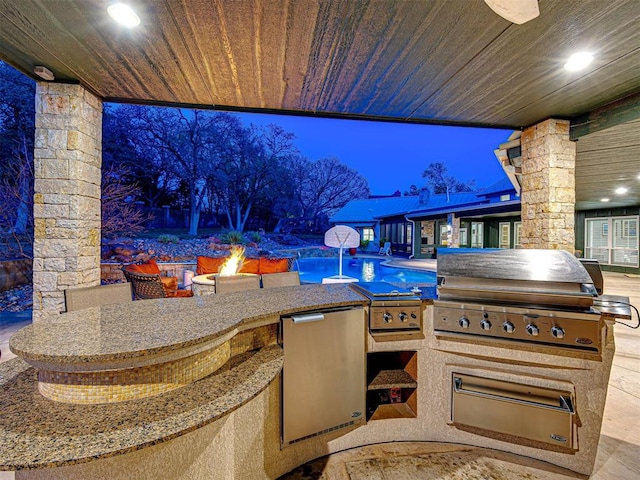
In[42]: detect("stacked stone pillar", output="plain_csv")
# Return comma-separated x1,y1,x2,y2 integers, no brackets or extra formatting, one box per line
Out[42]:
32,82,102,322
519,119,576,252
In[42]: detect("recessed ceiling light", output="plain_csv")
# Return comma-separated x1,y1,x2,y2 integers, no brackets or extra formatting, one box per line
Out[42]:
600,198,610,202
637,174,640,180
615,187,628,195
564,52,594,71
107,3,140,27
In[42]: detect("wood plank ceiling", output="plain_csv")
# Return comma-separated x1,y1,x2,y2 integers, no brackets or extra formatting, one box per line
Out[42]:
0,0,639,209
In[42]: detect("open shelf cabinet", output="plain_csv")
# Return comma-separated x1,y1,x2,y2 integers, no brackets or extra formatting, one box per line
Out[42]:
366,351,417,420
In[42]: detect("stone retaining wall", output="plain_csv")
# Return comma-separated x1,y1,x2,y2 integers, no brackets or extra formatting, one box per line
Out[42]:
0,259,32,292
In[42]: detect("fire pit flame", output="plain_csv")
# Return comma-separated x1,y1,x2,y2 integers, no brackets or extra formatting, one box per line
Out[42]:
219,246,245,276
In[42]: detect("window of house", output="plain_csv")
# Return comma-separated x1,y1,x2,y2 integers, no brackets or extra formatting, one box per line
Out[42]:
499,222,511,248
361,228,374,242
471,222,483,248
439,224,450,246
514,221,522,248
459,227,468,246
586,216,639,267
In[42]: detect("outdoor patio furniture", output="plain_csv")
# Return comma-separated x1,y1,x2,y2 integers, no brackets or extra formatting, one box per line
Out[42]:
123,259,193,299
379,242,392,256
64,283,132,312
122,268,193,300
261,271,300,288
214,274,261,294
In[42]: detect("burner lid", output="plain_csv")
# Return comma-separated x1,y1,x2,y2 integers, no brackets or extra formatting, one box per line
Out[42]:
351,282,417,297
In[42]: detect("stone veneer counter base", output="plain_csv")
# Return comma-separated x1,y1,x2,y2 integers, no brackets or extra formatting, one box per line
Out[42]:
0,345,283,470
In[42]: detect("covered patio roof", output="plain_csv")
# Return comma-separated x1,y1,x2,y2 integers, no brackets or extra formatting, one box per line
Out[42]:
1,0,639,207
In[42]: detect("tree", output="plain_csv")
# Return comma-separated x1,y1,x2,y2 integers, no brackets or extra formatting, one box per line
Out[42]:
103,105,179,209
422,161,475,196
208,120,299,232
298,157,370,231
404,184,420,196
122,106,221,236
0,61,35,257
101,165,150,238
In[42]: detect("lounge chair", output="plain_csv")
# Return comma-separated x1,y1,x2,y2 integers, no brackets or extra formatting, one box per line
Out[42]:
378,242,392,256
123,267,193,300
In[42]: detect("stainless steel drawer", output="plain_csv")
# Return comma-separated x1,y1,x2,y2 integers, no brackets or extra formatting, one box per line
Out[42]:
452,373,575,449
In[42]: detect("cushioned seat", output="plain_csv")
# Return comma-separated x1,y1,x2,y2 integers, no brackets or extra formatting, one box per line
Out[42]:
123,259,193,299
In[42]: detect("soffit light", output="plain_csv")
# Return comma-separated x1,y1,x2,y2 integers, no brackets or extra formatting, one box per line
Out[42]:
564,52,594,71
615,187,628,195
600,198,610,202
107,3,140,27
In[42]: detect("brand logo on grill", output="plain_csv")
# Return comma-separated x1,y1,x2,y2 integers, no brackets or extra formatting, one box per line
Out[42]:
575,337,593,345
550,434,567,443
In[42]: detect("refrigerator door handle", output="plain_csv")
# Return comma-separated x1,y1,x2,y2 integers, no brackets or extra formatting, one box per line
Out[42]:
291,313,325,324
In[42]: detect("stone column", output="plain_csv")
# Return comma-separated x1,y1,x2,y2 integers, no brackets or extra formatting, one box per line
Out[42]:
519,119,576,252
32,82,102,322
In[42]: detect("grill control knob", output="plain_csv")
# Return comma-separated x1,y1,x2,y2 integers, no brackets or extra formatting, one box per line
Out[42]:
398,312,408,322
383,312,393,323
503,321,515,333
526,324,539,336
480,319,492,331
459,317,470,329
551,326,565,339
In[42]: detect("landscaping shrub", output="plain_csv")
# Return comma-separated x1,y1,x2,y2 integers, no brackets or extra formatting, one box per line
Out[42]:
221,230,245,244
157,234,180,244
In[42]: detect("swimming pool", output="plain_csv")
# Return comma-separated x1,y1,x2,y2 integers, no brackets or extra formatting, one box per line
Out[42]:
293,257,436,284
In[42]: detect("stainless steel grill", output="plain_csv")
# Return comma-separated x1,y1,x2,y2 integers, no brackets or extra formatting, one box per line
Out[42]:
351,282,423,333
433,249,603,352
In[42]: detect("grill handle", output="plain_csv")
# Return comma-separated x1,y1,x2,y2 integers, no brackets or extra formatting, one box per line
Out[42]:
453,377,575,414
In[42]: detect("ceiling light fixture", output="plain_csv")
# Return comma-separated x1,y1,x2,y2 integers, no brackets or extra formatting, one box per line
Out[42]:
34,65,55,81
107,3,140,27
564,52,594,71
615,187,628,195
600,198,610,202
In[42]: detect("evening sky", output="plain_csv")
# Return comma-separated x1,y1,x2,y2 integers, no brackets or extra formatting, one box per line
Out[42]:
237,112,512,196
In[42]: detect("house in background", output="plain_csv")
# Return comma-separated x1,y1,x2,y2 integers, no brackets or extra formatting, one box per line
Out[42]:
407,177,521,257
328,194,422,253
330,177,520,257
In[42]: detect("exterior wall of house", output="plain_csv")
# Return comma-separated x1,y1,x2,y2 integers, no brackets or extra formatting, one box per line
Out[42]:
32,82,103,321
575,207,640,275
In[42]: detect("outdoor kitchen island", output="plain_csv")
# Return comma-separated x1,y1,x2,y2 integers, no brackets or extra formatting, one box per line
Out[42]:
0,282,624,479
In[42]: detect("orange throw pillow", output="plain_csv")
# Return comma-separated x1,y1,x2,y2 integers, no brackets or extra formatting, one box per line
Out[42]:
196,256,227,275
127,259,162,275
259,257,289,274
239,257,260,274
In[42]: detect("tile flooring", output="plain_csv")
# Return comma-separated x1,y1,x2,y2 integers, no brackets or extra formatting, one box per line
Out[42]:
1,272,639,479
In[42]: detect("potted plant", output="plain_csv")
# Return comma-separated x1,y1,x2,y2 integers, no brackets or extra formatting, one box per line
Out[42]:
360,239,370,252
348,246,357,256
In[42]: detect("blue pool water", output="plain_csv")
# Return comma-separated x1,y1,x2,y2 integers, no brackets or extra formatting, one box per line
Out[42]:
293,257,436,284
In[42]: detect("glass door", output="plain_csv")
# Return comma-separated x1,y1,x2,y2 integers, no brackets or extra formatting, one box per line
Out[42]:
471,222,483,248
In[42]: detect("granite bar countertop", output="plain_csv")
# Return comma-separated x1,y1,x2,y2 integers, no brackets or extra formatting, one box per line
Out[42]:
1,284,366,470
0,345,282,470
10,284,366,365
